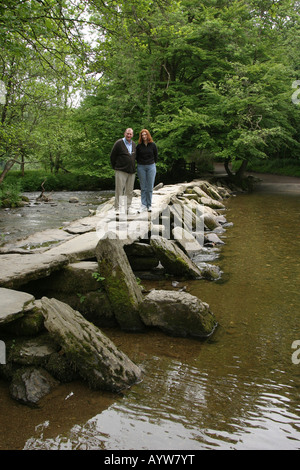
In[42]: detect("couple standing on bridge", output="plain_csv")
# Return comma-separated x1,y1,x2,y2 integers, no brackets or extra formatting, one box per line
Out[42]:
110,128,158,215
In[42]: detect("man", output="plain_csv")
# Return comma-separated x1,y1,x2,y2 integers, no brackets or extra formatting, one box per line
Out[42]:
110,128,137,214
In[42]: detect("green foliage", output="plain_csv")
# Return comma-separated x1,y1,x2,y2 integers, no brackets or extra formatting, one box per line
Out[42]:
3,171,113,191
92,272,105,282
1,0,299,185
243,158,300,178
0,181,22,207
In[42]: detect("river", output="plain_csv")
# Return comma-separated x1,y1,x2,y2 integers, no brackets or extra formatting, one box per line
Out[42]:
0,174,300,450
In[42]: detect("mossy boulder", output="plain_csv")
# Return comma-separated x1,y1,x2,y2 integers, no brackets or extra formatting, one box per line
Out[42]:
41,297,142,392
95,238,145,331
150,235,202,279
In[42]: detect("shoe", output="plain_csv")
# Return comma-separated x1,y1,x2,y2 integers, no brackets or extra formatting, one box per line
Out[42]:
147,206,152,212
127,207,137,215
138,205,147,213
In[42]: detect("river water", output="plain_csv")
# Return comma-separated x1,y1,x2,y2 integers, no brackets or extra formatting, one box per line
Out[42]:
0,176,300,450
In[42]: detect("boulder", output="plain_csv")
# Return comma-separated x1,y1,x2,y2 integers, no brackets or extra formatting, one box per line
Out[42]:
140,289,217,338
199,182,223,201
205,233,225,245
9,366,59,406
150,235,202,279
196,263,222,280
1,307,45,336
41,297,142,392
200,196,225,210
124,241,160,271
189,186,209,199
127,256,159,271
124,242,156,258
203,212,220,231
95,238,145,331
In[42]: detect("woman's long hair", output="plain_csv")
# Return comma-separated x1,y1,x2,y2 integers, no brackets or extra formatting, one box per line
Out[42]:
138,129,153,144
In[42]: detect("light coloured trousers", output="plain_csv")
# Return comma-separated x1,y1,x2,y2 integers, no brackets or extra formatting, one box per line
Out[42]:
114,170,135,210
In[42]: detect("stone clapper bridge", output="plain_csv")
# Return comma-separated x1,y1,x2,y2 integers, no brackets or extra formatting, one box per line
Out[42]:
0,179,232,405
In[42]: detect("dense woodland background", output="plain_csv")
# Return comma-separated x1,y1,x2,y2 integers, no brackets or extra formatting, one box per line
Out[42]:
0,0,299,199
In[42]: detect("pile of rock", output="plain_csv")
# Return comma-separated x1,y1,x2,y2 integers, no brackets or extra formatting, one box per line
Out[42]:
0,178,233,406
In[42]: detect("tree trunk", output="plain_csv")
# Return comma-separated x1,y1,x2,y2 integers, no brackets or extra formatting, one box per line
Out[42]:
0,160,16,184
224,158,233,177
223,158,251,190
236,159,248,179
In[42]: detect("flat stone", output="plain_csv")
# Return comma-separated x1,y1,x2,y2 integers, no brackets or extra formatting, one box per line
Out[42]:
46,231,100,261
0,288,35,324
0,228,75,254
0,253,68,288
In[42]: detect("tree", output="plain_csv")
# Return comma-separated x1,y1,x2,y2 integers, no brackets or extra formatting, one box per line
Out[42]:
0,0,96,182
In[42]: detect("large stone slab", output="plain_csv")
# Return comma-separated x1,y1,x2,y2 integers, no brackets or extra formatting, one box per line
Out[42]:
0,288,35,324
0,253,68,288
95,238,145,331
41,297,142,392
150,235,202,279
46,231,100,262
0,228,75,254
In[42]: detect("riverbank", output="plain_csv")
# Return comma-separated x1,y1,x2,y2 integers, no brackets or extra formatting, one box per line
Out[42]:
214,162,300,194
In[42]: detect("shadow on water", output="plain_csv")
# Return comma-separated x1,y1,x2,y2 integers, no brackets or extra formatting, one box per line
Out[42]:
1,176,300,450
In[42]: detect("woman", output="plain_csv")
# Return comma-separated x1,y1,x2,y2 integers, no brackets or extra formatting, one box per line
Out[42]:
136,129,158,212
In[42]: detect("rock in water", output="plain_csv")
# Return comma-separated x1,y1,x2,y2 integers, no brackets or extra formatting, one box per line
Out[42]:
150,235,202,279
9,367,59,406
141,289,217,338
95,238,145,331
41,297,142,392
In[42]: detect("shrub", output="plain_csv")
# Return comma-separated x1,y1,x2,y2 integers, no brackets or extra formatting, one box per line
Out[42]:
0,181,23,208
